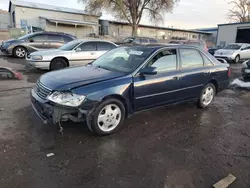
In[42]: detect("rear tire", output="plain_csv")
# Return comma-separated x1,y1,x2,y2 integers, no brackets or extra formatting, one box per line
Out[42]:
234,55,240,63
13,46,27,58
86,98,125,136
50,58,68,71
198,83,216,108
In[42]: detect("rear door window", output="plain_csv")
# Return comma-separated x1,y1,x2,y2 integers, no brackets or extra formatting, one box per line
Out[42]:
180,48,204,68
32,34,46,41
96,42,116,51
133,38,140,43
48,34,62,41
149,39,157,43
141,39,149,43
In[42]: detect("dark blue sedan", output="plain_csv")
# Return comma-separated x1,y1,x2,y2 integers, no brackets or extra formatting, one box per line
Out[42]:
31,45,230,136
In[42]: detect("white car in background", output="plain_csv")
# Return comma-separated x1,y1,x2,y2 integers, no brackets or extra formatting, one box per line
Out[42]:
214,43,250,63
26,40,117,70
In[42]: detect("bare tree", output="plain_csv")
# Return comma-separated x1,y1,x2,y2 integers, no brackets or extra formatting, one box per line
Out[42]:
228,0,250,22
80,0,179,36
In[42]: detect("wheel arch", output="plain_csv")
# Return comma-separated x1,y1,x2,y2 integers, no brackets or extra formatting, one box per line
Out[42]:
13,45,28,55
207,79,218,94
50,56,69,67
101,94,129,118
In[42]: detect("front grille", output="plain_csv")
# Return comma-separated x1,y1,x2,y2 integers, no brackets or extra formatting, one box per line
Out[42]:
34,81,52,99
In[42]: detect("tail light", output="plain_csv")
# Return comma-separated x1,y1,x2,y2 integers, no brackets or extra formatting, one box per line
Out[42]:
228,67,231,77
14,72,23,80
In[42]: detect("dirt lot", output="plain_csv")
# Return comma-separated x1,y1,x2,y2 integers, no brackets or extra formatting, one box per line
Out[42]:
0,54,250,188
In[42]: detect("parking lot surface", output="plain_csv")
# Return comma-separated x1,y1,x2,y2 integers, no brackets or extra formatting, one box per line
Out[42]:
0,54,250,188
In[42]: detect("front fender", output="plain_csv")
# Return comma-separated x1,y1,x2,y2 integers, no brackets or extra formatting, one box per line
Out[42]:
73,76,133,115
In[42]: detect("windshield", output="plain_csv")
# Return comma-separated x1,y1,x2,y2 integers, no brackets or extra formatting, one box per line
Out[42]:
59,40,82,51
18,33,35,40
92,46,155,73
223,44,242,50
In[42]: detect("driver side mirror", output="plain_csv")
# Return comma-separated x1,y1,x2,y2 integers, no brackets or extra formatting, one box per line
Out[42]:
139,67,157,75
75,48,81,52
29,38,34,42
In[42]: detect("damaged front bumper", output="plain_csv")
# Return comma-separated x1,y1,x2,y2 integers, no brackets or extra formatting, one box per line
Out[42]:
30,89,89,124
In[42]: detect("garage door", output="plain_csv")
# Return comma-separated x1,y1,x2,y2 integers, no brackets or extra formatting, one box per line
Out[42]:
236,28,250,43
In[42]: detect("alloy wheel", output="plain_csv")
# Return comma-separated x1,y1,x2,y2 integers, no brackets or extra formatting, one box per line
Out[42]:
201,86,214,106
15,47,26,58
97,104,122,132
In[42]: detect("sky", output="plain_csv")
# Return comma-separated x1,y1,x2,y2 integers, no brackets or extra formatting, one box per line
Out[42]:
0,0,232,29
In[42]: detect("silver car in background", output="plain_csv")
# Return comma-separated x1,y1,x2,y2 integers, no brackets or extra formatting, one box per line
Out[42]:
26,40,117,70
214,43,250,63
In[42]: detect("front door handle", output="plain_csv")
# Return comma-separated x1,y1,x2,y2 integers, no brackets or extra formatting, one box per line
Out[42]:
90,52,95,55
173,76,180,80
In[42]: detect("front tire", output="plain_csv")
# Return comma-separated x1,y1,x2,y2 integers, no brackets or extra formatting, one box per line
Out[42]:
13,46,27,58
198,83,216,108
50,58,68,71
87,98,125,136
234,55,240,63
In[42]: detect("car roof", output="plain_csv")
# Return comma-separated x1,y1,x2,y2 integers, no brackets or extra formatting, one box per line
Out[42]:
72,39,118,46
120,44,202,50
125,36,156,39
229,43,248,45
32,31,75,37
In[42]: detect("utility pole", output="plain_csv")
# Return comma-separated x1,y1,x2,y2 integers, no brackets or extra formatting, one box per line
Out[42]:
247,0,250,21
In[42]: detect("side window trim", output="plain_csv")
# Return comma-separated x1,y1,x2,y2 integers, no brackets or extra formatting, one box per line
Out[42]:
199,51,214,66
199,51,214,67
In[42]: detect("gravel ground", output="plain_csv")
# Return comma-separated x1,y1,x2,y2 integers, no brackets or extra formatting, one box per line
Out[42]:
0,54,250,188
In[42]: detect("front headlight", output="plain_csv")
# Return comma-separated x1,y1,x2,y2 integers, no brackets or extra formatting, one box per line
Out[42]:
31,55,43,60
3,43,10,48
47,91,85,107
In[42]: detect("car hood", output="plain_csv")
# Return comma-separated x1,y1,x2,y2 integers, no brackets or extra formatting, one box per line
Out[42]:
39,65,126,90
215,49,237,55
2,39,22,44
31,49,64,56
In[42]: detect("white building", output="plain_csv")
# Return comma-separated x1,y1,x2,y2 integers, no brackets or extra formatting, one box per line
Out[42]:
0,9,10,29
217,22,250,47
8,0,101,38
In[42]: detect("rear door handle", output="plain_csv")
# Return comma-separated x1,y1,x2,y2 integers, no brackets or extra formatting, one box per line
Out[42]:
90,52,95,55
204,71,211,75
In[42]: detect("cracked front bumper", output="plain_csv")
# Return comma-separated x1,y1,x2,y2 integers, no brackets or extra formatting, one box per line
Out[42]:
30,89,84,124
